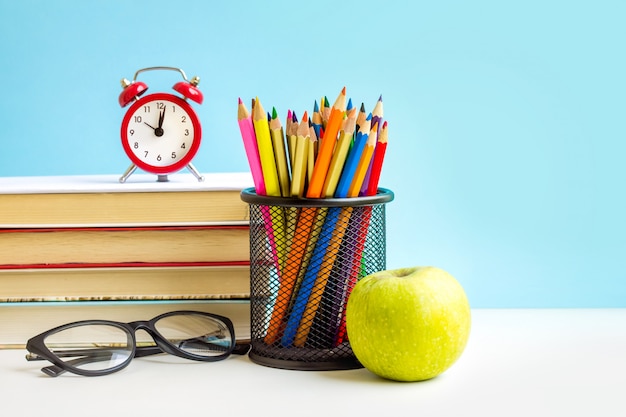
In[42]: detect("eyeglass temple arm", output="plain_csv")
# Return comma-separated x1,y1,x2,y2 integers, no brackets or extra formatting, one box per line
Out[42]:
27,341,250,376
26,347,164,377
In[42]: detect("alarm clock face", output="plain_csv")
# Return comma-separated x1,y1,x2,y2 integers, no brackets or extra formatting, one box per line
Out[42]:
120,92,202,174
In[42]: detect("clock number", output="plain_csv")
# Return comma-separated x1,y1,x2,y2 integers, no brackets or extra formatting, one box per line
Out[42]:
144,151,149,157
134,115,142,123
156,102,165,110
184,129,189,136
181,115,187,123
143,106,150,113
134,142,139,149
171,152,177,159
181,142,186,149
129,129,134,136
157,154,162,162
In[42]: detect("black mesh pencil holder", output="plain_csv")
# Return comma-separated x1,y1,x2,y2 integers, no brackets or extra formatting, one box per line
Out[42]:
240,187,394,370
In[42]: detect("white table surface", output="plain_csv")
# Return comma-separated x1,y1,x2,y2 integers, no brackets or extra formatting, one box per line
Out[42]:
2,309,625,417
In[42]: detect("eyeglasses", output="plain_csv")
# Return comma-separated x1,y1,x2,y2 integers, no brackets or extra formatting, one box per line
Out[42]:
25,310,250,377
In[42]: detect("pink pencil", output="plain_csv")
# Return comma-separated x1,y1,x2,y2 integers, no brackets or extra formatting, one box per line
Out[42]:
237,98,266,195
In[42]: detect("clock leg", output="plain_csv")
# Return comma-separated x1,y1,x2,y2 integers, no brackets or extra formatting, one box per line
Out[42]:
119,164,137,183
186,163,205,182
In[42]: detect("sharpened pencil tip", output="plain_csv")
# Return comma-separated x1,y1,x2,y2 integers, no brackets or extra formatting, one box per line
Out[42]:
366,113,372,120
272,107,278,119
341,86,346,95
378,94,383,101
302,110,308,122
313,100,319,112
238,97,243,104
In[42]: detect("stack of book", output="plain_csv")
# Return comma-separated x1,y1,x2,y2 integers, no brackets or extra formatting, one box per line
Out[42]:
0,172,254,348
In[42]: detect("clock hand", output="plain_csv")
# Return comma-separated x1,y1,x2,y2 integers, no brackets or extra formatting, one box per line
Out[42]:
144,122,157,130
158,109,165,129
155,109,165,137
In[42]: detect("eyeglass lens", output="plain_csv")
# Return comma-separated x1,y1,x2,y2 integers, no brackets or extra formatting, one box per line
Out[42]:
43,323,133,372
154,313,233,357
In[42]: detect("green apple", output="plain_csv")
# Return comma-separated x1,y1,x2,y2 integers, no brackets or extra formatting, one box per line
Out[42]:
346,266,471,382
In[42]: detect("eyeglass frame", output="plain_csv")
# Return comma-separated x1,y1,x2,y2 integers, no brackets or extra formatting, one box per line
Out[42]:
25,310,250,377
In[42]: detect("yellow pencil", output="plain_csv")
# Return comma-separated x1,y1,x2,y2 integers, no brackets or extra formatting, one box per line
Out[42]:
252,97,280,197
269,107,290,197
291,111,309,198
286,110,298,176
253,98,286,277
307,120,318,187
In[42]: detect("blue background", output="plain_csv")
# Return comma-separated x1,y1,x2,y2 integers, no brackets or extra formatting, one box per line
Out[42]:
1,0,624,307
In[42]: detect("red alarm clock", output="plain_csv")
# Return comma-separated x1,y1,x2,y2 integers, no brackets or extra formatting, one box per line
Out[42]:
118,66,205,183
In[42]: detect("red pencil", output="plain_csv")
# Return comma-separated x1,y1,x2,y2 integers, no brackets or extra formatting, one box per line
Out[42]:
365,120,388,196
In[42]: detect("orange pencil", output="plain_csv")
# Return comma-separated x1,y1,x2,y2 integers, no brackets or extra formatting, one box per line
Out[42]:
306,87,347,198
321,107,357,198
263,206,318,345
293,206,353,346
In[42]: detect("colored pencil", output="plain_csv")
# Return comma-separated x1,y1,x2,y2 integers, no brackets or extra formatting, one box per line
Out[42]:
360,95,383,196
237,98,266,196
280,205,335,347
321,107,357,198
289,206,328,316
252,97,280,197
293,206,353,346
336,122,389,345
306,87,347,198
307,119,318,186
355,102,367,136
334,114,371,198
366,120,388,197
286,109,297,175
263,205,318,345
269,107,291,197
311,100,323,140
347,121,378,198
322,96,330,128
290,111,309,198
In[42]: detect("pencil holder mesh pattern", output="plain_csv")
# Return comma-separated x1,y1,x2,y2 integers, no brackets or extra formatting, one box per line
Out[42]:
240,187,394,370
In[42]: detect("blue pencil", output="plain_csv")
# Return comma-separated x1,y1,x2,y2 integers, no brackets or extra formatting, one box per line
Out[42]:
334,114,372,198
280,207,339,347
